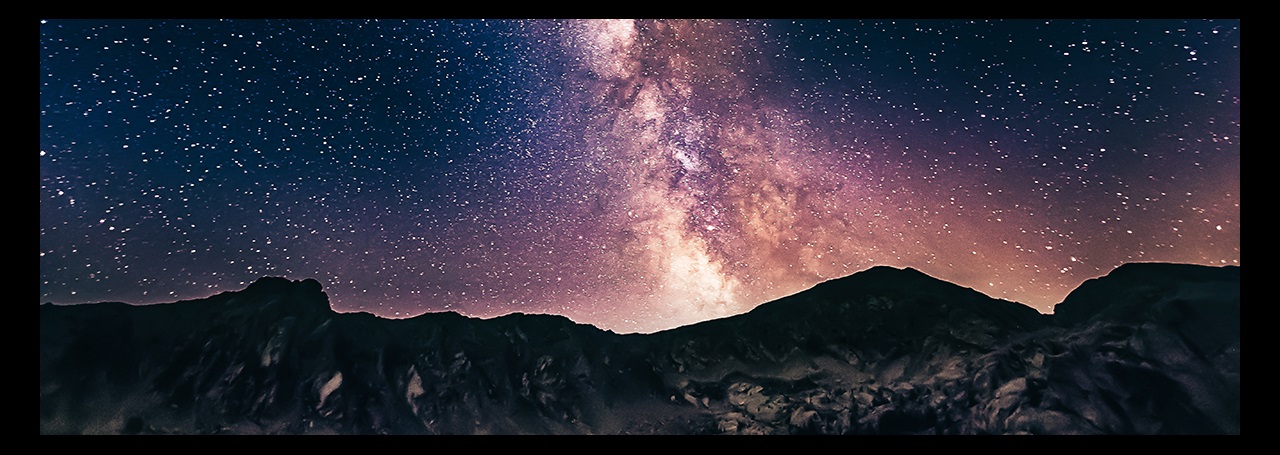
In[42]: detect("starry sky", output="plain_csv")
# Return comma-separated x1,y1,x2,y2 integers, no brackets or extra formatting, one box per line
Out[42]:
39,19,1240,334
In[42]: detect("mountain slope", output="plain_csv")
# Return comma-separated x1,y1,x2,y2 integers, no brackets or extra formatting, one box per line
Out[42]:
39,263,1240,434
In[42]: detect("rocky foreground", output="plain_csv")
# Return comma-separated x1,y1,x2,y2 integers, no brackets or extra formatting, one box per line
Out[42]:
39,263,1239,434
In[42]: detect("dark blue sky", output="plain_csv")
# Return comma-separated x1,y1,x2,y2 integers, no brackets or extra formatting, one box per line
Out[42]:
40,19,1239,333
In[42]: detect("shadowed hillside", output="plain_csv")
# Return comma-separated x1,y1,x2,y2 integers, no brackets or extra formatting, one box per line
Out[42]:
39,263,1239,434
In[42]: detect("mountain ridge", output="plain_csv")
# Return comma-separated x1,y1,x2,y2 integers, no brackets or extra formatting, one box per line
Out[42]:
39,262,1239,434
42,263,1211,332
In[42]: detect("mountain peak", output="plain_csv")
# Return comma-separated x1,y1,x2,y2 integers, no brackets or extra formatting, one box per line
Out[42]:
1053,262,1239,326
229,276,331,316
812,265,973,299
244,276,322,293
1105,262,1239,281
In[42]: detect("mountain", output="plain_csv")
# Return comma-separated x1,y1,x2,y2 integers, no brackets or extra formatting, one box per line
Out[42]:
38,263,1240,434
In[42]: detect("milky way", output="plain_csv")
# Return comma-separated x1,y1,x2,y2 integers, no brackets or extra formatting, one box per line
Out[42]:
39,19,1240,333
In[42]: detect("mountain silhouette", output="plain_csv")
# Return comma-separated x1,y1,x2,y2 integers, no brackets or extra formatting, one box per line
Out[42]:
39,263,1239,434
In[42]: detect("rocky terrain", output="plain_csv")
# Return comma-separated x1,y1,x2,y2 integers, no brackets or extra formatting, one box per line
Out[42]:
39,263,1239,434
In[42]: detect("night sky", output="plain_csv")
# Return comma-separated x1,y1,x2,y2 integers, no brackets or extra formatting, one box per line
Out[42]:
39,19,1240,334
